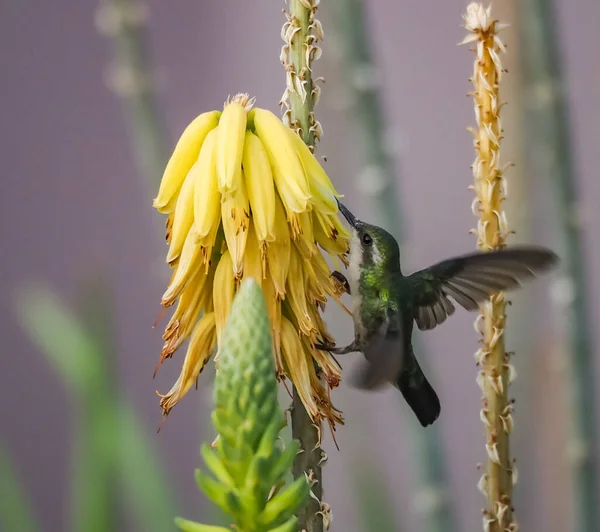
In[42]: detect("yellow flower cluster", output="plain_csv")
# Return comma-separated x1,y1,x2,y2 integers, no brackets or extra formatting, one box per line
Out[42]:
153,93,350,427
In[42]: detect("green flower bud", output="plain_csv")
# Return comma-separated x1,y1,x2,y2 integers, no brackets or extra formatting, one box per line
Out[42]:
176,279,308,532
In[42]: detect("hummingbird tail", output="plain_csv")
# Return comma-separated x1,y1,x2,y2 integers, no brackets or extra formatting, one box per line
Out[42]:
396,350,440,427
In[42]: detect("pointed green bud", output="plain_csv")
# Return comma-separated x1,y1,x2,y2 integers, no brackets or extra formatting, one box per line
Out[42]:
259,477,311,528
268,516,300,532
175,279,308,531
174,518,230,532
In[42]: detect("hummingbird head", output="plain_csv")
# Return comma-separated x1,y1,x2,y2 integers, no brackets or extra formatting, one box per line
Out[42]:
336,199,401,275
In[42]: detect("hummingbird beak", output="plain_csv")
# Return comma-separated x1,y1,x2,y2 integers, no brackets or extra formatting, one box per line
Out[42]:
336,198,358,228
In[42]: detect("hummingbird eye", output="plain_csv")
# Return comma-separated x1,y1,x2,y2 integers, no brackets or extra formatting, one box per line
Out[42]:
361,233,373,246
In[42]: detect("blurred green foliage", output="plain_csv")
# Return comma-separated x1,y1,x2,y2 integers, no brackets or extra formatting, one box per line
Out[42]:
13,277,177,532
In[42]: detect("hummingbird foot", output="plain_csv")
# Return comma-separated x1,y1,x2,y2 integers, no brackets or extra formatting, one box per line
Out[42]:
314,340,358,355
331,271,351,295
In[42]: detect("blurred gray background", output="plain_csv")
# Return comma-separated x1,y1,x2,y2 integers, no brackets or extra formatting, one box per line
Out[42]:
2,1,599,531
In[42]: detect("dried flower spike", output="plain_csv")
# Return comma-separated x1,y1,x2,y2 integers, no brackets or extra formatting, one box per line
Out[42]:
153,93,350,431
461,3,516,531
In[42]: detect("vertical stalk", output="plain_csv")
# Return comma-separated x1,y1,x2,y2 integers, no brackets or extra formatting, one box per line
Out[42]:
461,5,516,531
327,2,456,531
326,0,399,234
516,1,598,530
281,1,326,531
95,0,168,190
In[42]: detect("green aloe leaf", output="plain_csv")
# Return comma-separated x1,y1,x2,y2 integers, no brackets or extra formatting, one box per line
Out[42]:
0,443,41,532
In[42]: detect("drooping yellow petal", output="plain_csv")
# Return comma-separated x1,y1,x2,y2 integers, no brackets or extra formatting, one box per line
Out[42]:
158,312,217,415
215,100,247,194
313,211,349,256
301,254,327,304
288,128,339,214
328,210,352,242
307,356,344,425
293,210,318,259
221,177,250,277
311,250,340,299
212,251,236,348
196,213,222,273
154,111,220,213
161,269,212,359
265,195,291,297
242,131,276,243
252,108,310,213
192,129,221,239
162,231,203,307
262,274,283,376
280,317,319,420
241,220,263,286
302,336,341,388
166,170,196,264
285,246,316,337
305,298,335,347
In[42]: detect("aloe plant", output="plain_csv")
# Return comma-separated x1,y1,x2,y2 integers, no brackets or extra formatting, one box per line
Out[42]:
176,279,309,532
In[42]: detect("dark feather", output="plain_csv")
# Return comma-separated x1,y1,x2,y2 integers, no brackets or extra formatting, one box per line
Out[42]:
396,346,440,427
409,246,558,331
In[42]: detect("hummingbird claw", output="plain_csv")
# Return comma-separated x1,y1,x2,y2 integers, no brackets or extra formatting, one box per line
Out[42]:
314,341,358,355
314,342,335,352
331,271,351,295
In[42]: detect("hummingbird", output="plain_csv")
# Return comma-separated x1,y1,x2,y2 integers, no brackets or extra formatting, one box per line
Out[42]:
317,200,559,427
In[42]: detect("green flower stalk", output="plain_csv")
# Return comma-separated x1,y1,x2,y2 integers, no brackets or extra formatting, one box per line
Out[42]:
328,1,456,530
176,279,310,532
95,0,168,190
280,2,329,531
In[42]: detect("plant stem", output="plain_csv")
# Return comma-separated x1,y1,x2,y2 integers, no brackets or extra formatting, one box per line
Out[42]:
516,1,598,530
326,0,399,234
462,5,516,531
96,0,168,191
281,1,326,530
326,2,456,531
291,388,324,532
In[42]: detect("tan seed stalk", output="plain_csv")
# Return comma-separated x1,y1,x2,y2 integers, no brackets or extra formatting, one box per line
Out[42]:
280,1,329,531
461,4,518,531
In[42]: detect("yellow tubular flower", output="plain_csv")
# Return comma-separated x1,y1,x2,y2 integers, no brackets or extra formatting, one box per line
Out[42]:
161,232,202,307
166,161,196,264
212,250,236,349
286,247,316,337
262,275,284,376
161,270,212,361
303,337,340,388
280,317,319,420
252,108,311,214
153,111,220,213
216,96,250,194
288,130,340,214
242,221,263,286
265,196,291,298
221,177,250,278
192,130,220,239
242,131,276,244
313,211,349,257
158,312,217,415
153,94,350,428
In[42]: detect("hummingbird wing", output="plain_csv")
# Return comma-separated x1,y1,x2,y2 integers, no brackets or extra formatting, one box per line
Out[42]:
349,307,406,390
407,246,558,331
